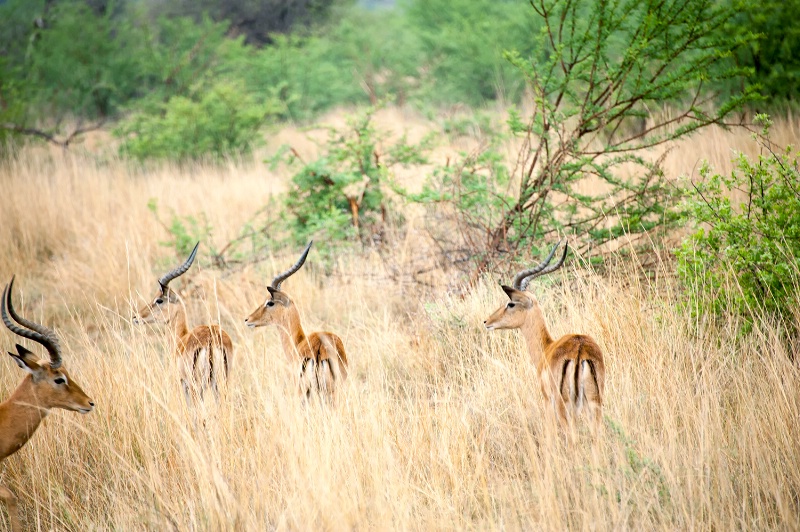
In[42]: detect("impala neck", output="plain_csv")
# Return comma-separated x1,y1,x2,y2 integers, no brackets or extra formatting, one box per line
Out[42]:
519,303,554,368
276,305,308,361
0,376,49,460
169,300,190,342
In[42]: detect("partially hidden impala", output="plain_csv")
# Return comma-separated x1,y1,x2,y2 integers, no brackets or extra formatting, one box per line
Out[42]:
0,277,94,532
134,242,233,402
245,241,348,401
484,240,605,432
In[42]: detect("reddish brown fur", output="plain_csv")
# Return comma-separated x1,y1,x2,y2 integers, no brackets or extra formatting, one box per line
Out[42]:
0,347,93,531
135,286,233,401
245,289,348,400
485,286,605,431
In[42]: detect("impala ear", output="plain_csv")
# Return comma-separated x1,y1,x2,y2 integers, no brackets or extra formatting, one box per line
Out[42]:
500,285,533,308
267,287,291,306
501,285,517,299
9,345,42,375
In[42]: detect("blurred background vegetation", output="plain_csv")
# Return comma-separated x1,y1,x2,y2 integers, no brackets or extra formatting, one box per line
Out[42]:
0,0,798,337
3,0,796,144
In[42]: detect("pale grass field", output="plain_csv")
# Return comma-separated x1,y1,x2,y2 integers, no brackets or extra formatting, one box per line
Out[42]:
0,114,798,530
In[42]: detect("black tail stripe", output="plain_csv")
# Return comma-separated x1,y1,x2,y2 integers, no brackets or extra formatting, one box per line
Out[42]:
209,346,214,386
560,359,571,400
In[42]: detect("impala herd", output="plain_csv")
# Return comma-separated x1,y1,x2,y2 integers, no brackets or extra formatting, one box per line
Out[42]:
0,239,604,531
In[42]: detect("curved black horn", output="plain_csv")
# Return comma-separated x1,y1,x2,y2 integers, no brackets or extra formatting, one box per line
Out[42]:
158,242,199,290
518,240,568,291
2,277,63,369
271,241,313,291
511,239,564,290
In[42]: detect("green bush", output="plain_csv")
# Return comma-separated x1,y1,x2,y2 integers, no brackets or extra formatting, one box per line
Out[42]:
405,0,541,106
240,6,424,120
25,1,143,117
116,81,279,162
277,106,434,248
731,0,800,104
677,116,800,331
407,0,757,275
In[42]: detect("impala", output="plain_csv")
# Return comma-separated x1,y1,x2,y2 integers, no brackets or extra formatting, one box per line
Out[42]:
484,240,605,431
0,277,94,532
244,241,348,400
134,242,233,402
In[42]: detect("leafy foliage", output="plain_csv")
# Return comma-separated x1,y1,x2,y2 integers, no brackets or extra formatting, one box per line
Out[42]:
405,0,541,106
409,0,758,276
150,0,338,46
24,1,145,118
731,0,800,104
116,81,280,162
677,116,800,332
237,7,424,121
277,106,435,248
147,199,215,259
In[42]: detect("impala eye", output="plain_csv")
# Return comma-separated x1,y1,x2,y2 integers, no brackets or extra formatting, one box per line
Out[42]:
54,377,66,385
507,302,516,309
266,301,275,307
155,298,164,305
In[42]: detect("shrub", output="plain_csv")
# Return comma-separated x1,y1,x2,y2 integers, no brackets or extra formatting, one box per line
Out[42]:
240,6,424,120
276,106,434,248
677,115,800,333
408,0,758,277
405,0,541,106
116,81,280,162
731,0,800,104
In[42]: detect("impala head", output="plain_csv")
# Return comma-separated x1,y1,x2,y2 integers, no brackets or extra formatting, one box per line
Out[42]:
245,241,312,329
484,240,568,331
133,242,198,325
2,277,94,413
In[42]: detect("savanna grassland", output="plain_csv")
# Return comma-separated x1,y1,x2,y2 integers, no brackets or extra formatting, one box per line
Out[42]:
0,110,798,531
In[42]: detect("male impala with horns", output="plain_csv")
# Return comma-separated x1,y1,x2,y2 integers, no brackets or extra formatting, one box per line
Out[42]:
134,243,233,403
484,240,605,432
245,241,348,402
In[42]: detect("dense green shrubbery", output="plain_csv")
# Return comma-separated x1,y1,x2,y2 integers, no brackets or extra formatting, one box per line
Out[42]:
732,0,800,104
404,0,756,275
1,0,795,159
405,0,541,106
276,107,434,248
677,116,800,331
116,81,280,162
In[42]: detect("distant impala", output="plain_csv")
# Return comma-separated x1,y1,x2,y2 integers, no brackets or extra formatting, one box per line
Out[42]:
484,241,605,431
245,242,349,401
134,243,233,403
0,277,94,532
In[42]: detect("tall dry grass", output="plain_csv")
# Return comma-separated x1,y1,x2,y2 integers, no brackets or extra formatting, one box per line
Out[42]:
0,115,798,531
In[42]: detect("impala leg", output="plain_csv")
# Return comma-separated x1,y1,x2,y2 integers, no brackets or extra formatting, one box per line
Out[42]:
210,345,223,401
556,399,569,429
319,359,337,402
210,369,219,400
550,396,569,430
299,358,315,402
588,402,603,435
181,378,193,407
0,483,21,532
580,361,603,436
545,372,570,432
551,395,577,445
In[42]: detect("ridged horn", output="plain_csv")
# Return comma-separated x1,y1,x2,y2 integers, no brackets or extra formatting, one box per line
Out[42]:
512,239,568,291
271,241,313,291
2,276,63,369
158,242,199,290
